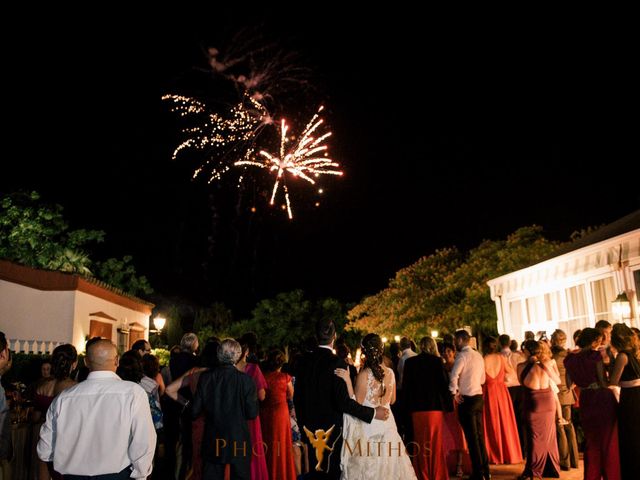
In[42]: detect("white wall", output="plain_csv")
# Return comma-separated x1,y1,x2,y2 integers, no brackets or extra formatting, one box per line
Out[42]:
0,279,75,350
0,279,150,353
73,290,150,353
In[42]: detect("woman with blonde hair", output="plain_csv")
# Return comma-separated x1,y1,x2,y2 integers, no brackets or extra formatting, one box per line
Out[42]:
402,336,451,479
517,340,561,479
538,340,568,426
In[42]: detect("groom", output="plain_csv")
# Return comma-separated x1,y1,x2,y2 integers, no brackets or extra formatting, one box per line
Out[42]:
294,320,390,479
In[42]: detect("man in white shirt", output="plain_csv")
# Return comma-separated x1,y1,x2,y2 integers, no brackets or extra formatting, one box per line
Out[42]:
396,337,417,389
449,329,490,480
38,339,156,479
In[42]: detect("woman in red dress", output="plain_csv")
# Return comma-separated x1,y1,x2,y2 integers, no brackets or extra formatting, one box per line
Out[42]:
482,337,523,465
402,336,451,480
260,350,297,480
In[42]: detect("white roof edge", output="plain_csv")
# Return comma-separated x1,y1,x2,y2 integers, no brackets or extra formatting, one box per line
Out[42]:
486,228,640,288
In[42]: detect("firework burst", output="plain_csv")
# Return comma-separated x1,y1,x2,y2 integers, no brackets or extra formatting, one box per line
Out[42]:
235,106,342,219
162,93,272,182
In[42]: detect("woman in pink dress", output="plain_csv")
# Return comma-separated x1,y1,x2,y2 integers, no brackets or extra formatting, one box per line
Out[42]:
236,340,268,480
482,337,522,465
260,350,297,480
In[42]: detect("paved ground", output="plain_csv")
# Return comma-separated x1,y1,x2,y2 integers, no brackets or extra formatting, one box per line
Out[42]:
489,459,584,479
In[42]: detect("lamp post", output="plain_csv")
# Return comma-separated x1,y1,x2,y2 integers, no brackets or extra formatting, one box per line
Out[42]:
151,316,166,348
612,292,631,323
612,244,635,325
153,316,166,332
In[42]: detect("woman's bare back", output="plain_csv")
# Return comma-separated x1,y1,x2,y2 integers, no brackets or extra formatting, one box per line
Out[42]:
356,366,395,407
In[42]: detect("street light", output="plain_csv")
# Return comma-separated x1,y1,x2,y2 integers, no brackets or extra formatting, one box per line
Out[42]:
394,335,401,343
431,330,439,339
153,316,166,332
381,336,388,344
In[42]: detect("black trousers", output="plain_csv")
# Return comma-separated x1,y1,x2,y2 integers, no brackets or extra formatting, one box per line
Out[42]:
458,394,489,480
202,460,250,480
508,385,527,458
63,465,131,480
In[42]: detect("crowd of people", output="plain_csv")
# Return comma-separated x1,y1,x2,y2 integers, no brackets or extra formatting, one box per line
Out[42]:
0,319,638,480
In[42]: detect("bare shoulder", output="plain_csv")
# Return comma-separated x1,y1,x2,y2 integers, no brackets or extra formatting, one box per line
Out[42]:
36,377,55,396
616,351,629,364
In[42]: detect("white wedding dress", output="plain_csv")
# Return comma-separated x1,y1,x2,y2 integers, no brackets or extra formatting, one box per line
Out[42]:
340,366,417,480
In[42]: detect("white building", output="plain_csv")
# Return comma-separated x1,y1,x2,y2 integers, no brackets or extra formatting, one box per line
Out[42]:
487,210,640,342
0,259,154,354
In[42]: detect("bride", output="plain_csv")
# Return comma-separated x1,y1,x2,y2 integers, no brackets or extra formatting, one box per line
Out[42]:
334,333,417,480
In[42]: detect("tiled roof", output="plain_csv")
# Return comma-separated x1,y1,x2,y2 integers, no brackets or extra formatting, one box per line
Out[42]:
0,259,154,314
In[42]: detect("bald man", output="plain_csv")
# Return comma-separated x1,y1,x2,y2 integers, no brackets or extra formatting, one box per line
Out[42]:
38,340,156,479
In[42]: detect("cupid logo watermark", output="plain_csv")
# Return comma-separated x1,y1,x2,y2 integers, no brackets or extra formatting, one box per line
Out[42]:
303,425,338,472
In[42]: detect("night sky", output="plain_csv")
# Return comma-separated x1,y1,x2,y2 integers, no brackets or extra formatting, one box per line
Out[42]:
2,9,638,315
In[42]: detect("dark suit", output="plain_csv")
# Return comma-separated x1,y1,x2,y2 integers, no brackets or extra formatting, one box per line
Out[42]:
168,351,198,478
192,365,258,480
293,347,375,479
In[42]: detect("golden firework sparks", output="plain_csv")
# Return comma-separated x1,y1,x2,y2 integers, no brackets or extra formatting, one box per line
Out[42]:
235,106,342,219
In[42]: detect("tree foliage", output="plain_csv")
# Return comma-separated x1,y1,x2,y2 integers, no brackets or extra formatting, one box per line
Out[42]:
348,226,564,339
226,290,351,353
0,191,152,297
193,302,234,342
164,305,185,348
94,256,153,296
0,191,103,275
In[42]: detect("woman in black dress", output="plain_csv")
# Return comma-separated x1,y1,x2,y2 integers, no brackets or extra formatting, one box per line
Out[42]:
610,323,640,480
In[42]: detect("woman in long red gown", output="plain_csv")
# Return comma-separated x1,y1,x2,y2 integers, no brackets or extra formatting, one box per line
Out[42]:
260,350,297,480
482,337,523,465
